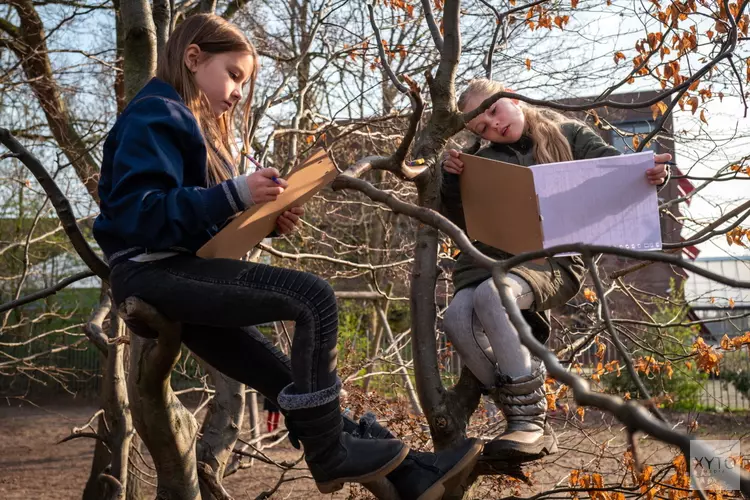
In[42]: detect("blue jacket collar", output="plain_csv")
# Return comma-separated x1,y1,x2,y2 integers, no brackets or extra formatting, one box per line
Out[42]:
133,77,185,104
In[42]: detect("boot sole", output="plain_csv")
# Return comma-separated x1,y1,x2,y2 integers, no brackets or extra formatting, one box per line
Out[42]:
315,445,410,494
418,439,484,500
483,428,559,460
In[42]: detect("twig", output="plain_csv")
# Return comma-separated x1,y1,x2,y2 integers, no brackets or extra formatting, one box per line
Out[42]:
611,199,750,279
368,3,407,94
492,264,750,495
58,431,109,446
84,293,112,355
0,128,109,280
0,270,96,314
584,253,668,423
420,0,443,52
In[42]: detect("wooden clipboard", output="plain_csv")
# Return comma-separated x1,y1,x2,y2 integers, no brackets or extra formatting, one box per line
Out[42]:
197,149,338,260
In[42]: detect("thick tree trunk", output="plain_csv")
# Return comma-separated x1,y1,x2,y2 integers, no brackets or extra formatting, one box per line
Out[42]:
6,0,102,201
196,365,245,500
126,435,149,500
123,298,201,500
82,413,115,500
81,292,134,500
121,0,158,102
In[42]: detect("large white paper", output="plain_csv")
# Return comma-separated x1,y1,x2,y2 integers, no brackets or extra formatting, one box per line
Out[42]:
530,151,662,254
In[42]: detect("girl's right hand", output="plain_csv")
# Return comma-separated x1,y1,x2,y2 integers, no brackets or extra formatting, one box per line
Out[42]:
247,168,288,203
442,149,464,175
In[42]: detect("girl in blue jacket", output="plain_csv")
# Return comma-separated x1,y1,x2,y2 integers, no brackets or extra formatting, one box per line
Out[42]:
93,13,416,494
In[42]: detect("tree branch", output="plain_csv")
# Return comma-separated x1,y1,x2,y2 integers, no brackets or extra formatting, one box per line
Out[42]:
420,0,443,52
0,128,109,280
368,3,408,94
584,253,668,423
492,264,750,496
0,270,96,314
331,175,493,270
84,292,112,355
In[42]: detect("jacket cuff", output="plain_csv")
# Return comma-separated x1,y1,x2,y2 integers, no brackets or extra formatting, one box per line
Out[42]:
229,175,254,210
203,181,245,224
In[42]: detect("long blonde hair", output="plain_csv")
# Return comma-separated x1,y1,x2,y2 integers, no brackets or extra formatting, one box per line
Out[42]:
458,79,576,164
157,14,258,186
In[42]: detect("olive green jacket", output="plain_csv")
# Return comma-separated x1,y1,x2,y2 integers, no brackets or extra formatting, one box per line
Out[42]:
440,122,623,342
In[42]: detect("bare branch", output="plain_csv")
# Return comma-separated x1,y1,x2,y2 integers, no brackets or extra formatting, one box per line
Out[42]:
0,129,109,280
584,254,668,423
491,265,750,496
259,242,414,270
368,3,408,94
84,292,112,355
420,0,443,52
331,175,493,270
0,270,96,314
611,199,750,279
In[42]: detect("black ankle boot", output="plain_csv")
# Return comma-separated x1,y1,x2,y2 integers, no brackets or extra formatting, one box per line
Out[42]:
348,412,483,500
278,383,409,494
387,437,483,500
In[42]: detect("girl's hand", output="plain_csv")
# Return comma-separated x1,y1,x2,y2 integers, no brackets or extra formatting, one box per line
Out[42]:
442,149,465,175
275,206,304,235
647,153,672,185
247,168,288,203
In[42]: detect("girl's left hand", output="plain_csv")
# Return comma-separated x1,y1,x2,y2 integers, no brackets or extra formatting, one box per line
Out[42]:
647,153,672,185
275,206,304,235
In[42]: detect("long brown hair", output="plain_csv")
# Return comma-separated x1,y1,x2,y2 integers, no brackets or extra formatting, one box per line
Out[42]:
458,79,578,164
157,14,258,185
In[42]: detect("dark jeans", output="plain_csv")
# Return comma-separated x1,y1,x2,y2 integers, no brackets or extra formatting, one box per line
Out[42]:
110,254,339,393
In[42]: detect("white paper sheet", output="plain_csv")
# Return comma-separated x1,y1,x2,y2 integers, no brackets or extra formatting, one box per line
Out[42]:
530,151,662,254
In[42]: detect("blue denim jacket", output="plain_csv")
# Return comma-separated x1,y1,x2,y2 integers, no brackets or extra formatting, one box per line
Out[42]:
93,78,253,266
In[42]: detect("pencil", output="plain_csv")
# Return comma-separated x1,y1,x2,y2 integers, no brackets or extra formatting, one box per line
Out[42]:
243,152,282,185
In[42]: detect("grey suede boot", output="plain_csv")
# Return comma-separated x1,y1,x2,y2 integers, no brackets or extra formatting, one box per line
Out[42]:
278,380,409,494
485,358,558,458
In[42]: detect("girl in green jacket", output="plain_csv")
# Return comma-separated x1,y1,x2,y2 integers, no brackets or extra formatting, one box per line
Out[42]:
440,78,671,458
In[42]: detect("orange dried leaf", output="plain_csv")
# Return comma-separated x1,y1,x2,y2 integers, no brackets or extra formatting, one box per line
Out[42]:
570,469,580,487
583,288,597,302
651,101,668,119
614,51,626,64
700,109,708,124
576,406,585,421
546,392,557,409
721,334,732,350
688,96,699,114
596,341,607,360
525,58,532,70
571,0,578,7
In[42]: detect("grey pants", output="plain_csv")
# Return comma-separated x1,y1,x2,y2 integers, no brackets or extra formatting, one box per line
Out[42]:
443,274,534,388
